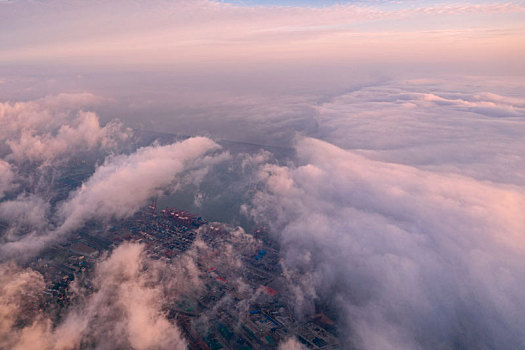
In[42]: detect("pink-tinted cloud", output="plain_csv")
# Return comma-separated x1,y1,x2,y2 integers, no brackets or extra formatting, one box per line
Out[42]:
0,0,523,67
0,93,127,164
247,137,525,348
57,136,223,233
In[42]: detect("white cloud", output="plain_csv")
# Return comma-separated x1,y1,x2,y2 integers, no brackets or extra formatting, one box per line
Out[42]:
0,136,226,259
314,81,525,186
248,137,525,348
0,93,129,164
57,136,222,233
279,337,306,350
0,93,101,136
7,111,127,163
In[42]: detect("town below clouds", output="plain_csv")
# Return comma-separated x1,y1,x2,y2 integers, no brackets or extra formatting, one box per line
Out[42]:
1,0,524,349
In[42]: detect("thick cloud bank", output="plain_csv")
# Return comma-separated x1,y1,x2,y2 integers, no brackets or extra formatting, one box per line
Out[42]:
0,94,226,260
57,136,222,233
0,137,223,259
314,80,525,186
248,137,525,349
0,93,131,258
2,76,524,348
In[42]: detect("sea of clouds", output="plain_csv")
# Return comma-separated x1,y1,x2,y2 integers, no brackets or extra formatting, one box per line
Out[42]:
0,73,524,349
1,0,524,348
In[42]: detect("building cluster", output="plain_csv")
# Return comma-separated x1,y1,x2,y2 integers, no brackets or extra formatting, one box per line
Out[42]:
25,204,339,349
28,224,112,319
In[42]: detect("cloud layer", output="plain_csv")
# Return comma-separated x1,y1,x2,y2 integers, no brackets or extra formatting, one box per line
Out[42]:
1,0,523,69
0,136,224,259
0,93,129,164
0,94,226,260
0,3,524,343
313,80,525,186
57,136,222,233
247,137,525,349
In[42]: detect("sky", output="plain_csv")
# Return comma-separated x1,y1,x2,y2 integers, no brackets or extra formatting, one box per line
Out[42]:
1,0,525,349
227,0,347,6
1,0,524,71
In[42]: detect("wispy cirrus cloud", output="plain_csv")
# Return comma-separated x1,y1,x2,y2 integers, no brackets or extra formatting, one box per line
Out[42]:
0,0,523,67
